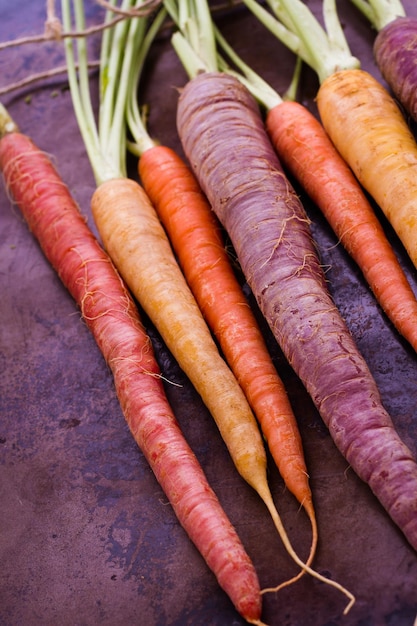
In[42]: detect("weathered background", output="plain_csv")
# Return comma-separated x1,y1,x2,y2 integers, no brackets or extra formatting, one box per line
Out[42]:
1,1,417,625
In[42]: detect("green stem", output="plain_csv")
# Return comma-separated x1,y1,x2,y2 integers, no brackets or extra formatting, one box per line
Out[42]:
62,0,156,185
126,7,167,156
349,0,406,30
241,0,310,63
164,0,218,77
214,25,282,110
62,0,109,184
244,0,360,84
164,0,301,112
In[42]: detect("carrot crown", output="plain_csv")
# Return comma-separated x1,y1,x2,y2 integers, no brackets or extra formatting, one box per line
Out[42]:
164,0,301,112
125,8,166,158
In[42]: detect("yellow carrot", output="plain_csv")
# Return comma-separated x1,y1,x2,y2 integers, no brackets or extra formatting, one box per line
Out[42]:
317,68,417,269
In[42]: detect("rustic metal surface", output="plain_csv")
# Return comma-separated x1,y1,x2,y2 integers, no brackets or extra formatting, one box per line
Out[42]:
1,1,417,625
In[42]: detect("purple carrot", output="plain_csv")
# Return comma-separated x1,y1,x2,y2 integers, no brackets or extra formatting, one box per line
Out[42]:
348,0,417,121
176,70,417,552
374,16,417,121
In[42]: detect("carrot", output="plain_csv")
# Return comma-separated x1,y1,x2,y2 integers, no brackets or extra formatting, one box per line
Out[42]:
61,0,334,614
125,11,318,570
0,104,264,624
174,5,417,559
213,24,417,356
249,0,417,277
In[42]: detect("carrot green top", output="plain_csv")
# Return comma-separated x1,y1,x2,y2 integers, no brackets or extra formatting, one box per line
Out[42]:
163,0,302,112
348,0,406,30
241,0,360,84
61,0,163,186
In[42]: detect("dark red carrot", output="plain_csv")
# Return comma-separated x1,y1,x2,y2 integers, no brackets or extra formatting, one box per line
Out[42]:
176,70,417,553
0,108,264,625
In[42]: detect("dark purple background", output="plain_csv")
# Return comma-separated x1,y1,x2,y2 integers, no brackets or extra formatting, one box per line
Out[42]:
1,2,417,625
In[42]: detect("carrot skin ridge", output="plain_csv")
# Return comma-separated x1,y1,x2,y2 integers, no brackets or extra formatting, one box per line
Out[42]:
374,16,417,123
266,99,417,353
176,71,417,552
316,68,417,275
138,144,316,528
0,131,263,624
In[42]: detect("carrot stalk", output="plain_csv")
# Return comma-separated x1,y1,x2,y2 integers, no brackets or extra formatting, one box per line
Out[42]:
201,0,417,554
212,25,417,355
0,105,264,624
126,7,318,574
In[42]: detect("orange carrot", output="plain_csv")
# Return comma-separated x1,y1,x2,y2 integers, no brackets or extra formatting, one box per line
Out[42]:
137,143,318,558
0,109,263,624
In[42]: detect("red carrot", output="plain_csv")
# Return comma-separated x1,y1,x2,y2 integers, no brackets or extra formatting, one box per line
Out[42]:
176,68,417,555
0,107,264,624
